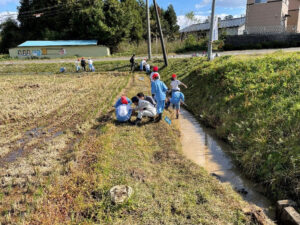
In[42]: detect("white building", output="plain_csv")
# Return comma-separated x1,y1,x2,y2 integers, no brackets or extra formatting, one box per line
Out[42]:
180,17,246,38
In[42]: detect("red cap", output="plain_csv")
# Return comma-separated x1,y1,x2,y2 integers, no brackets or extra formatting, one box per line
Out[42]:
152,73,159,80
121,96,128,105
153,66,158,72
172,74,177,78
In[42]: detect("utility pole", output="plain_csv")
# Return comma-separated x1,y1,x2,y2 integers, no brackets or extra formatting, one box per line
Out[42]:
153,0,168,66
146,0,152,60
208,0,216,61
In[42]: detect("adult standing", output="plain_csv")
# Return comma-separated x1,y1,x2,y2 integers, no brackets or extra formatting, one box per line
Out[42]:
151,73,168,122
81,57,86,71
130,54,135,71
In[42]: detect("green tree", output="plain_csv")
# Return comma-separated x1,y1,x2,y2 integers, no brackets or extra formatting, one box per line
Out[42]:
121,0,144,43
164,4,180,40
0,19,23,53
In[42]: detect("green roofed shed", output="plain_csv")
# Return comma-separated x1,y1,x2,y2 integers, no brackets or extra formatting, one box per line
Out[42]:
9,40,110,59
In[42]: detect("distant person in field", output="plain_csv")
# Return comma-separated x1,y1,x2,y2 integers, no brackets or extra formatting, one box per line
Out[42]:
131,96,157,125
88,58,94,72
140,59,147,71
75,59,80,72
169,90,185,119
130,54,135,71
81,57,86,71
60,67,66,73
137,92,156,107
114,96,132,123
151,73,168,122
145,63,151,74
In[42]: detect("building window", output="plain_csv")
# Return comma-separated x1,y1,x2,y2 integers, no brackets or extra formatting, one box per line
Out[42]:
255,0,267,3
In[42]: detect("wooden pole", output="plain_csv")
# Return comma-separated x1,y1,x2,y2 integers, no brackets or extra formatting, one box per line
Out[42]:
153,0,168,66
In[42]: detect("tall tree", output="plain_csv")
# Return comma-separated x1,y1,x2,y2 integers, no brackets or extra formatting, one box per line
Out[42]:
0,19,23,53
164,4,179,40
121,0,144,43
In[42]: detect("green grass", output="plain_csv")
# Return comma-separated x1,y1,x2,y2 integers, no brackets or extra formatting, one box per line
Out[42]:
159,52,300,205
26,74,252,224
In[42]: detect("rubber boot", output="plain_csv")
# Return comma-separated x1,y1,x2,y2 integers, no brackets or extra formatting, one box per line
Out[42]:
135,118,142,126
156,113,162,122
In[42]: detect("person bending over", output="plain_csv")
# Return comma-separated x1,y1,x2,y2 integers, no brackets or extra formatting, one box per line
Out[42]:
137,92,156,107
114,96,132,123
131,96,157,126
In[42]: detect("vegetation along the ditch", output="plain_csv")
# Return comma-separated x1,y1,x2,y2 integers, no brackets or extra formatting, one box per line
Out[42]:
159,52,300,205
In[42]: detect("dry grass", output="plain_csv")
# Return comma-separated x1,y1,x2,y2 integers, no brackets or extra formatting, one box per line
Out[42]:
0,72,129,224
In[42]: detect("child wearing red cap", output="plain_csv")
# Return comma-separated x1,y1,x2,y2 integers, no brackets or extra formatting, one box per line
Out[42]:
150,66,161,82
166,74,188,111
114,96,132,122
170,74,187,92
151,73,168,122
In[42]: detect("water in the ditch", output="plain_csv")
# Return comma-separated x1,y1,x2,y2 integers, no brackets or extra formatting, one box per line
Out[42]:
179,109,276,220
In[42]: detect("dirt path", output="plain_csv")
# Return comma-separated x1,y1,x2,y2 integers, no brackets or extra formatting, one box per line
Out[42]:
178,109,275,224
2,47,300,65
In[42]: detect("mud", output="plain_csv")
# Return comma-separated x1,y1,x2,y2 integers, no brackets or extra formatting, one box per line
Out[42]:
179,109,276,220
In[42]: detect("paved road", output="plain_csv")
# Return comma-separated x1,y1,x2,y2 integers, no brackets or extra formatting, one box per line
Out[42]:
2,47,300,65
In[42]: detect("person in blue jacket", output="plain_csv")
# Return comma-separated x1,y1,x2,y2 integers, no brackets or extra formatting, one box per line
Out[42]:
151,73,168,122
170,90,185,119
114,96,132,122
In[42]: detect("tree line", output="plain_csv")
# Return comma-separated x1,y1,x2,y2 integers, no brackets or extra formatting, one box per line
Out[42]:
0,0,179,53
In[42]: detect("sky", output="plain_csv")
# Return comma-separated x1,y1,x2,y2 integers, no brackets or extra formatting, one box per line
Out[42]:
0,0,246,28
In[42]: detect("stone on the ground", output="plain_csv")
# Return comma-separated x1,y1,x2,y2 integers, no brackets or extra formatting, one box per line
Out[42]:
110,185,133,204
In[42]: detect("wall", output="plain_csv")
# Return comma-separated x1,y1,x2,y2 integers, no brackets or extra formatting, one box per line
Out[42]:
224,33,300,50
287,0,300,33
246,0,288,34
9,45,110,59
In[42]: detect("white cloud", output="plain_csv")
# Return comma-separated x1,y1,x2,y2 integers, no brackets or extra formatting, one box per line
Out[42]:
177,15,207,29
0,12,18,25
0,0,19,6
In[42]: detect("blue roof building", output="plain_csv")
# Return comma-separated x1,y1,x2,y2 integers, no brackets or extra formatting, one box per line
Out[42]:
9,40,110,59
18,40,98,47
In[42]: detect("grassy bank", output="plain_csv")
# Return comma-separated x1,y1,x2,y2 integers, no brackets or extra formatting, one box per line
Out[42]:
159,52,300,205
24,74,252,224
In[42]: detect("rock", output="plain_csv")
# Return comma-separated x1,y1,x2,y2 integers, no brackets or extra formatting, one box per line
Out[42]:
110,185,133,204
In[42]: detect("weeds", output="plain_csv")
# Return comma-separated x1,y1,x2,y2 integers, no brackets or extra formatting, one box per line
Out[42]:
159,52,300,205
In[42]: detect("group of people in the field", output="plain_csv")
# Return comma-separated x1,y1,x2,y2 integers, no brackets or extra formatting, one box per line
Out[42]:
114,56,187,125
75,58,95,72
